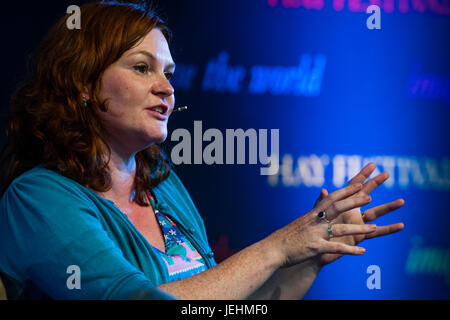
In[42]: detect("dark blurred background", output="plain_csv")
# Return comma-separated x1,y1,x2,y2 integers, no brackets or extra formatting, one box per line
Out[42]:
1,0,449,299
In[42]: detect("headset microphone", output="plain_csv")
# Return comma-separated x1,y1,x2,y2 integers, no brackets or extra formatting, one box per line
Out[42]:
173,106,188,112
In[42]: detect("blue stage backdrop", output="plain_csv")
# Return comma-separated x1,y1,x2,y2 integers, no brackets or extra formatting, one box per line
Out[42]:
1,0,449,299
162,0,450,299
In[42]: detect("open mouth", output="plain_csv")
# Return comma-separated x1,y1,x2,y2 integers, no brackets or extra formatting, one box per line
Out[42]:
148,104,168,115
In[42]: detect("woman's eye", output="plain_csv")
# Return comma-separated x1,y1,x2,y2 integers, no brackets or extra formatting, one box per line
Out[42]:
164,72,174,80
133,65,148,74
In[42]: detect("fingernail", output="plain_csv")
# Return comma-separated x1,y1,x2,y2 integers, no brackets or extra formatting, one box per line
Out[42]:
365,195,371,201
359,247,366,253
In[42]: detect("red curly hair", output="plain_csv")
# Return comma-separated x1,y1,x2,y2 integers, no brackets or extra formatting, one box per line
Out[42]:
0,1,172,205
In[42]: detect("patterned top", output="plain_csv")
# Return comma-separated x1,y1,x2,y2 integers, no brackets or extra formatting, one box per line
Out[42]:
145,190,207,282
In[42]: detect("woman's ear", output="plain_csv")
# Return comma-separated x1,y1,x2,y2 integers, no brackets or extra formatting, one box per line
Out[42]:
82,84,92,101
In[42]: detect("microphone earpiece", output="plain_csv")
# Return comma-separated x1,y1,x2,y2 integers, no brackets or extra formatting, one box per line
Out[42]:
173,106,188,112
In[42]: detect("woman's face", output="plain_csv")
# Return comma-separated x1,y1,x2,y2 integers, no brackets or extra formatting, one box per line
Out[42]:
97,28,175,154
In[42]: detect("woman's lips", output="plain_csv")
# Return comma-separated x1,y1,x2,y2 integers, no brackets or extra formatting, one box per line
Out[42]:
146,108,168,120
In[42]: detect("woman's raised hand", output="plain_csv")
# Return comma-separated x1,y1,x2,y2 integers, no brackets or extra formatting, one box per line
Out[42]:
266,182,378,269
314,163,405,266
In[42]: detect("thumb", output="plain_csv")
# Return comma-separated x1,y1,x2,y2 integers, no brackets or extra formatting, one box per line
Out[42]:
314,188,328,208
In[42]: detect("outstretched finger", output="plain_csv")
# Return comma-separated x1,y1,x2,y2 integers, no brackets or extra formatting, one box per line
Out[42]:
315,183,363,213
329,223,377,238
361,171,390,195
364,223,404,240
363,198,405,222
324,195,372,221
348,163,376,185
322,241,366,255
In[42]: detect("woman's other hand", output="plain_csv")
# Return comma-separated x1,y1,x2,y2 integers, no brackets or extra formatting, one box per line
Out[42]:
266,182,377,268
313,162,405,266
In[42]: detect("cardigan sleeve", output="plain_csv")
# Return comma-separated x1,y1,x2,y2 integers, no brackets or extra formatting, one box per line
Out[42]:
0,172,174,300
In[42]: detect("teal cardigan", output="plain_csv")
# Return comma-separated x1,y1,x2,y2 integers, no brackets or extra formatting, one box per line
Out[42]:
0,166,216,299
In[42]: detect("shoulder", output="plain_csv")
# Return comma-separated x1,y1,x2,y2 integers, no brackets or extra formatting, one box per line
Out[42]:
0,165,102,237
0,165,104,227
0,167,104,283
8,165,80,191
2,165,93,206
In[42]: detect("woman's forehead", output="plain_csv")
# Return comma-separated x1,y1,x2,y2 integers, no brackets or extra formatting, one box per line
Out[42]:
127,29,175,68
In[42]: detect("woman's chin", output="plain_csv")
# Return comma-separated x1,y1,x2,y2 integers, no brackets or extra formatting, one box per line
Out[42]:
131,129,168,149
148,131,168,145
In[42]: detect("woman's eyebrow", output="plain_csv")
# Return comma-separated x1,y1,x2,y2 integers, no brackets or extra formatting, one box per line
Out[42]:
129,50,176,70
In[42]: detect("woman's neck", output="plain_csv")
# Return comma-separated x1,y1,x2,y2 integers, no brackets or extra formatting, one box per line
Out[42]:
97,149,137,205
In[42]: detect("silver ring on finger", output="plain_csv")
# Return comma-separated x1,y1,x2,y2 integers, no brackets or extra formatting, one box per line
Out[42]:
317,210,330,223
328,223,333,238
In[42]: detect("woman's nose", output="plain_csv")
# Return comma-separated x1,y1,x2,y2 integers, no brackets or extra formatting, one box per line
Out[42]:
152,74,174,99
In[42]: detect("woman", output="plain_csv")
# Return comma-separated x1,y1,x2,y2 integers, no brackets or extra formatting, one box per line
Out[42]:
0,1,405,299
